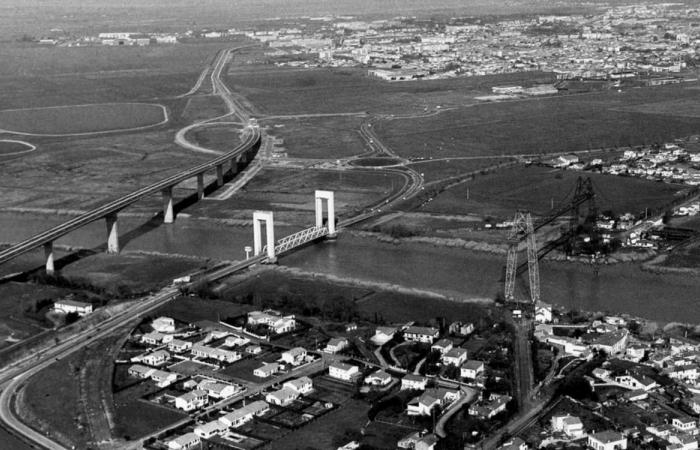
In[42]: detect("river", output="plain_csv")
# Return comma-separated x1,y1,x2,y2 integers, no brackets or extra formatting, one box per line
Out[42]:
0,212,698,324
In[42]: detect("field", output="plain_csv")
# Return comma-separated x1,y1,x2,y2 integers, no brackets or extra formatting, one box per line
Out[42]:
154,296,254,324
0,139,34,155
416,165,688,219
185,123,245,152
373,82,700,159
408,157,512,184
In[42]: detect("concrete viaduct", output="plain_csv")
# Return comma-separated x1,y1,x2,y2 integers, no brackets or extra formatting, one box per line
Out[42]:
0,125,262,274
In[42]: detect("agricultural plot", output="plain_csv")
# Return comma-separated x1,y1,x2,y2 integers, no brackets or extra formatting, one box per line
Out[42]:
0,103,167,135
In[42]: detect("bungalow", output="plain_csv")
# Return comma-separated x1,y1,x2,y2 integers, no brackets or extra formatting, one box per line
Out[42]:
224,335,250,348
449,321,474,336
425,387,461,406
461,360,485,380
469,394,511,419
329,362,360,381
365,369,392,386
247,310,296,334
281,347,307,365
401,374,428,391
198,380,239,399
372,327,396,345
141,350,170,366
442,348,468,367
535,302,553,324
194,420,227,439
174,390,208,411
589,331,629,355
266,386,299,406
167,432,201,450
546,336,589,357
587,431,627,450
404,326,440,344
53,299,93,316
152,316,175,333
128,364,155,379
151,370,178,388
324,337,349,354
615,372,658,391
142,331,168,345
431,339,453,354
219,400,269,428
551,414,585,438
407,392,440,416
168,339,193,354
398,431,439,450
246,345,263,355
254,362,280,378
283,376,313,395
191,344,241,363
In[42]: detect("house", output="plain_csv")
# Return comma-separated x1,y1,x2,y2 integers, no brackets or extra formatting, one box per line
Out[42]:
224,335,250,348
281,347,307,365
167,432,201,450
325,337,349,354
128,364,155,379
247,310,296,334
589,331,629,355
329,362,360,381
174,390,208,411
191,344,241,363
407,392,441,416
535,302,553,323
398,431,438,450
266,386,299,406
415,434,438,450
198,380,239,399
623,389,649,402
194,420,228,439
425,388,461,406
151,370,178,388
365,369,392,386
461,360,485,380
168,339,193,353
666,364,699,382
372,327,396,345
53,299,93,316
615,372,658,391
219,400,269,427
141,350,170,366
670,337,699,355
672,417,697,434
404,326,440,344
254,362,280,378
152,316,175,333
551,414,585,438
499,437,528,450
587,430,627,450
141,331,168,345
401,374,428,391
431,339,453,354
449,321,474,336
546,335,589,357
246,345,263,355
283,376,313,395
468,394,511,419
625,344,646,362
442,348,468,367
687,395,700,414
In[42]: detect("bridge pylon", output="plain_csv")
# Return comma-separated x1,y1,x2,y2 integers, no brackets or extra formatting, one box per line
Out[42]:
504,211,540,303
253,210,276,262
315,190,336,238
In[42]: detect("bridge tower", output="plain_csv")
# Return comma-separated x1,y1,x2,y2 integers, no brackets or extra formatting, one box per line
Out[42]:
253,210,276,262
315,190,336,238
504,211,540,303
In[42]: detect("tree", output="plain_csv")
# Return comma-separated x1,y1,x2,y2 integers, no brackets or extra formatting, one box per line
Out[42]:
65,312,80,325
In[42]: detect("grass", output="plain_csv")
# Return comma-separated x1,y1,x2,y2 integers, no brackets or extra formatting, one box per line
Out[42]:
408,157,512,183
154,296,254,324
113,399,188,440
0,140,32,154
185,123,245,152
0,103,166,135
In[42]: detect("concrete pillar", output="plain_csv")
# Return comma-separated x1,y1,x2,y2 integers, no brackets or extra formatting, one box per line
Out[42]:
216,164,224,186
106,213,119,253
230,158,237,174
252,210,275,261
315,190,336,236
44,241,55,275
197,173,205,200
162,187,174,224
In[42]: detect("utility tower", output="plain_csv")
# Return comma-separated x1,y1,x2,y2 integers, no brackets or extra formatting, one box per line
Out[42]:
504,211,540,303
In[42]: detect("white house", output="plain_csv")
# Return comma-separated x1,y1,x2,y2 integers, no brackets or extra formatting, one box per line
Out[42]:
246,345,263,355
128,364,155,379
442,348,468,367
407,392,440,416
281,347,307,366
152,316,176,333
224,335,250,348
329,362,360,381
142,331,171,345
404,326,440,344
672,417,697,434
194,420,227,439
151,370,178,388
247,310,296,334
468,394,510,419
589,331,629,355
461,360,485,380
401,374,428,391
324,337,349,354
198,380,239,399
53,299,93,316
365,369,392,386
535,302,553,323
191,344,241,363
168,339,193,354
141,350,170,366
551,414,585,438
219,400,269,427
431,339,453,354
449,322,474,336
283,376,313,395
174,390,208,411
266,386,299,406
615,372,658,391
167,432,201,450
372,327,396,345
587,431,627,450
254,362,280,378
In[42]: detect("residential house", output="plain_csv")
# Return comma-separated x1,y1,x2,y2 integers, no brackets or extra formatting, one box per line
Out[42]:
283,376,313,395
404,326,440,344
687,395,700,414
281,347,307,365
325,337,349,354
551,414,585,438
142,331,170,346
499,437,528,450
398,431,438,450
198,380,239,399
401,374,428,391
141,350,170,366
246,345,262,355
365,369,392,386
615,372,658,391
266,386,299,406
372,327,396,345
589,331,629,355
587,431,627,450
431,339,453,354
468,394,511,419
449,321,474,336
254,362,280,378
546,335,589,357
346,323,358,332
191,344,241,363
407,392,441,416
194,420,227,439
329,362,360,381
152,316,175,333
415,434,438,450
151,370,178,388
461,360,485,380
670,337,699,355
224,335,250,348
442,348,468,367
247,310,296,334
128,364,155,379
167,432,201,450
672,417,697,434
666,364,699,382
535,302,553,323
168,339,193,354
53,299,93,316
219,400,269,427
625,344,646,362
174,390,208,411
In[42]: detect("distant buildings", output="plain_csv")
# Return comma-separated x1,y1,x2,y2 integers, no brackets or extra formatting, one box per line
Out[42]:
53,299,93,316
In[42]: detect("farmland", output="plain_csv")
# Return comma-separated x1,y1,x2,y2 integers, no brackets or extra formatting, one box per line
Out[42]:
0,103,167,135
